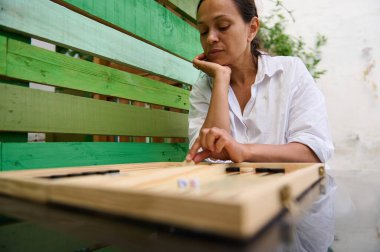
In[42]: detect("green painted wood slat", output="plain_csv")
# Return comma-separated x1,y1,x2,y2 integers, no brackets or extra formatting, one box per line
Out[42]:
2,36,189,110
163,0,198,23
0,0,200,85
1,142,188,171
0,83,188,137
59,0,201,61
0,35,6,75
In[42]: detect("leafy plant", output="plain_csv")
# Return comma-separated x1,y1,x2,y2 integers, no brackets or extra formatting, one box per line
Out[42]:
258,0,327,79
56,45,93,62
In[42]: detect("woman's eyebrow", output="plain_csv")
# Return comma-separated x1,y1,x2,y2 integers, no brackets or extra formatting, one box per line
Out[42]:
197,14,230,25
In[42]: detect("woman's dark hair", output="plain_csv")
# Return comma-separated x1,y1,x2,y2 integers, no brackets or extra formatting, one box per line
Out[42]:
197,0,261,60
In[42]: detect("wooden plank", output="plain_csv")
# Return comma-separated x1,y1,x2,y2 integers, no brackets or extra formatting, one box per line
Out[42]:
0,163,317,180
0,34,6,75
241,164,323,235
0,83,188,137
0,35,29,145
0,162,190,177
1,143,188,171
58,0,201,61
4,38,189,110
0,30,25,79
0,0,200,85
162,0,198,24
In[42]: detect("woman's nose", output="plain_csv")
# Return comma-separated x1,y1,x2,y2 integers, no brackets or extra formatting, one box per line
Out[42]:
206,30,219,44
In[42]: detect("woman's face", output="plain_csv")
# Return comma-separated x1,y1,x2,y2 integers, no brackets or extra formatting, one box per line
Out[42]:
197,0,255,66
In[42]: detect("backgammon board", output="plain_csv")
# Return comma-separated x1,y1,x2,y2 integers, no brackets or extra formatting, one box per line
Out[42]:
0,162,325,239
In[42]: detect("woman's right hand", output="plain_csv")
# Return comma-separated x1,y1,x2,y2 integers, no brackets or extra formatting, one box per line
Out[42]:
186,127,246,164
193,53,231,79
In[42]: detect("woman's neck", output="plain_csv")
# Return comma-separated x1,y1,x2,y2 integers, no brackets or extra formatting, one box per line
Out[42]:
229,54,258,88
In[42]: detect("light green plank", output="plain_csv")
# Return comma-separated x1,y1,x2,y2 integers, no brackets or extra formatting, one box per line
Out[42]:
1,142,188,170
165,0,198,23
0,0,200,85
0,83,188,137
0,34,6,75
5,38,189,110
0,34,29,144
61,0,201,61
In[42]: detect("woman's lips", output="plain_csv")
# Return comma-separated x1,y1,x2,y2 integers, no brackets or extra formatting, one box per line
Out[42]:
208,49,223,57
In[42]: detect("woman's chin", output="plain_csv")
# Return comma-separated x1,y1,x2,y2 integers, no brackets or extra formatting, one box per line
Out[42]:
209,58,228,66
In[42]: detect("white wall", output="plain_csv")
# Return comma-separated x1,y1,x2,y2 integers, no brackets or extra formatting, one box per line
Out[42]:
261,0,380,171
259,1,380,250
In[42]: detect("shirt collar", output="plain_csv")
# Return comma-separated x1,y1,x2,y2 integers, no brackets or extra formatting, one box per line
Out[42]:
255,54,284,84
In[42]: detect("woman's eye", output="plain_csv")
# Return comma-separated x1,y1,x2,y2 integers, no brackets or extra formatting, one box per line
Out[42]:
219,25,230,31
200,30,208,36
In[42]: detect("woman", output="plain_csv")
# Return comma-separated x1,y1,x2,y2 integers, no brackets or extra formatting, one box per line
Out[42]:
186,1,336,251
185,0,334,164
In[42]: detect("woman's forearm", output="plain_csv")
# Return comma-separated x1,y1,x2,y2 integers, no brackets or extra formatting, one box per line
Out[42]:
202,73,231,133
241,142,321,163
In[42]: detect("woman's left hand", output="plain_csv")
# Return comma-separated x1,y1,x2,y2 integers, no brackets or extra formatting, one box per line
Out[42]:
186,127,245,163
193,53,231,79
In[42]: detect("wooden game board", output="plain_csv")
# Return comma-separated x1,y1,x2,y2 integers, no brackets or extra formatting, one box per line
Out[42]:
0,162,324,239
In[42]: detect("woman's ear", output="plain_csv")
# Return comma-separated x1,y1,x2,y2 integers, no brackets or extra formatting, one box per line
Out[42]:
248,17,259,42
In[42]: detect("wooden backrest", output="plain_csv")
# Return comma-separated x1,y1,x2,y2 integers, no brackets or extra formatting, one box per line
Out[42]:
0,0,201,171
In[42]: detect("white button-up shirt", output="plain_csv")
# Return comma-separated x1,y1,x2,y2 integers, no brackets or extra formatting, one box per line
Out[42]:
188,54,334,163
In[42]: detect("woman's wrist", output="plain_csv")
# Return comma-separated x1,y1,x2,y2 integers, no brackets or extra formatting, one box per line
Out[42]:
229,142,248,163
215,67,231,80
213,70,231,91
240,143,256,162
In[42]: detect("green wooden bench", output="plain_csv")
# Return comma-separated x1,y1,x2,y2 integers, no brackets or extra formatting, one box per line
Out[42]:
0,0,202,171
0,0,201,250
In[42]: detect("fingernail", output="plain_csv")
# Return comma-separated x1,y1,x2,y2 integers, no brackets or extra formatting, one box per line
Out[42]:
185,154,191,161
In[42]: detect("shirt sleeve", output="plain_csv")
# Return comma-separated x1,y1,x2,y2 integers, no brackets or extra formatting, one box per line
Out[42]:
286,59,334,163
188,74,211,148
